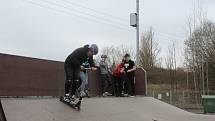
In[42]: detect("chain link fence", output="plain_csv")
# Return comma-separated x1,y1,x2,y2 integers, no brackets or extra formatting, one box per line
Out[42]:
147,90,213,112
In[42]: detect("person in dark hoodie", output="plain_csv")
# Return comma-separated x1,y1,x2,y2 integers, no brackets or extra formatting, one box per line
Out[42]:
123,53,136,97
63,44,98,103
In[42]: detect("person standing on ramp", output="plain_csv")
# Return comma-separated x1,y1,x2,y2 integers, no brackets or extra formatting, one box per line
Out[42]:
63,44,98,103
99,55,112,97
123,53,136,97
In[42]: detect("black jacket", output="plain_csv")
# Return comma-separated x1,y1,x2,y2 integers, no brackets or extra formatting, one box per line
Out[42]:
65,45,95,68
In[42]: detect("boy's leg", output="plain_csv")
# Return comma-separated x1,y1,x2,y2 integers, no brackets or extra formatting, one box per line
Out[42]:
102,74,108,96
105,74,112,95
79,72,87,96
117,77,122,96
107,74,112,93
85,73,89,91
100,74,105,94
70,68,80,96
101,74,111,96
123,75,129,95
128,75,135,96
64,65,73,95
105,74,110,92
65,81,72,94
110,75,115,95
63,64,74,102
114,76,119,96
103,75,108,93
101,74,107,92
83,72,88,92
119,76,123,96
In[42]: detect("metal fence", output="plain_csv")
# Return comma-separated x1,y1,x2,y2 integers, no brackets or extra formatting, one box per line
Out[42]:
147,90,211,110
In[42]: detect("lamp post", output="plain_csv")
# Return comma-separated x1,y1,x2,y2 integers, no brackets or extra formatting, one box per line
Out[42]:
130,0,140,66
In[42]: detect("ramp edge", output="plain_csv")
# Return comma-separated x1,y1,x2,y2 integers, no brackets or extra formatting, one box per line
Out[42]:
0,99,7,121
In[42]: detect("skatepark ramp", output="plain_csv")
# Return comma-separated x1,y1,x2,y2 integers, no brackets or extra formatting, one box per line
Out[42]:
0,99,6,121
1,97,215,121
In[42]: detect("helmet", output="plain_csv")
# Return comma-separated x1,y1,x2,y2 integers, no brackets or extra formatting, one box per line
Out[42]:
101,54,107,58
89,44,98,55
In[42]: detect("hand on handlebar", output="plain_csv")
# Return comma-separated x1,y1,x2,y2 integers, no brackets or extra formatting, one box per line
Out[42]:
127,70,132,73
91,67,97,71
80,66,85,70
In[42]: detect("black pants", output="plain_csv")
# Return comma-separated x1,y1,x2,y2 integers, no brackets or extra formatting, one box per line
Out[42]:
64,64,81,95
113,76,123,97
124,74,135,96
100,74,111,93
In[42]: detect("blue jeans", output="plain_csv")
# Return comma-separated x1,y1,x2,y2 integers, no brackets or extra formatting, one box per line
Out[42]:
80,71,88,93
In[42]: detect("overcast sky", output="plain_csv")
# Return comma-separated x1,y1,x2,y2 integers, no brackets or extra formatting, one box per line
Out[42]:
0,0,215,66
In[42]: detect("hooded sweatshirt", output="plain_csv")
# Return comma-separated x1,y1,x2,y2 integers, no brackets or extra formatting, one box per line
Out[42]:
113,63,124,77
65,45,95,68
99,60,109,75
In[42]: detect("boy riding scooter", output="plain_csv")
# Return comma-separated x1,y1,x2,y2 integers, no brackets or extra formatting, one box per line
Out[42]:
63,44,98,104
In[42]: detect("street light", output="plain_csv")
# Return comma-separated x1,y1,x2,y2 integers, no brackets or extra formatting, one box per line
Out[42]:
130,0,139,66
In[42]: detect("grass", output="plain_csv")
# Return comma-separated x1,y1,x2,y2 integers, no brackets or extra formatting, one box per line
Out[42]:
147,83,171,92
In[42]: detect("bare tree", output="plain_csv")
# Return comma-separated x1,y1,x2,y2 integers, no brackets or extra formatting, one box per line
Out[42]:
97,45,135,69
165,41,177,91
184,1,215,94
139,27,161,71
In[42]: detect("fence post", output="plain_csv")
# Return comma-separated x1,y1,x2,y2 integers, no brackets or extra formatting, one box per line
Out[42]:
152,90,155,98
170,90,172,104
182,91,185,108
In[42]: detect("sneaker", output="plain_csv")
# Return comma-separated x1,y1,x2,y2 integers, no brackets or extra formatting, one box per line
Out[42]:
105,92,112,96
124,94,129,97
69,95,76,102
102,93,108,97
85,90,90,97
80,91,86,97
121,91,124,95
63,94,70,103
65,93,70,97
123,94,129,97
69,100,76,105
130,95,135,98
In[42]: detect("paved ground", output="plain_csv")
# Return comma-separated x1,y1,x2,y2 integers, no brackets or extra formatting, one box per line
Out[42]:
1,97,215,121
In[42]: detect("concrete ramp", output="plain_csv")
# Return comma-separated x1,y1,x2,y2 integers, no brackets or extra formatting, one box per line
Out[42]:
1,97,215,121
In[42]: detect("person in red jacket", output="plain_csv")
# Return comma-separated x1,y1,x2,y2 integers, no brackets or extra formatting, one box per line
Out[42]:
113,60,125,97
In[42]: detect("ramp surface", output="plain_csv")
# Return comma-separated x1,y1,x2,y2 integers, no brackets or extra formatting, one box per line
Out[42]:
1,97,215,121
